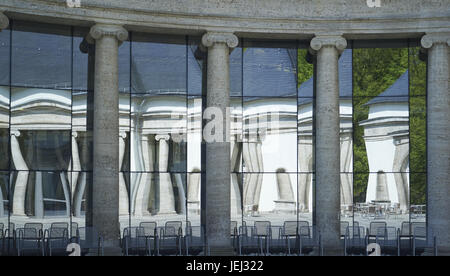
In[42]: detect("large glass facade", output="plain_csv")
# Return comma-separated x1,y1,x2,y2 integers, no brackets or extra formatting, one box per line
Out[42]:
0,20,428,255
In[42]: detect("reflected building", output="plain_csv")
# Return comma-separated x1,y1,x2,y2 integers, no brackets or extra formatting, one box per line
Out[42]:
0,1,448,255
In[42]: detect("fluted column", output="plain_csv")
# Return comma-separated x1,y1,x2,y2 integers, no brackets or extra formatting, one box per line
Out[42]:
421,33,450,255
10,131,29,217
202,32,238,254
155,134,176,214
89,24,128,252
310,34,347,255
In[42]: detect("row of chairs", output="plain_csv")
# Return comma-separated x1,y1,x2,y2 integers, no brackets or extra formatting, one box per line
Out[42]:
343,221,437,256
0,222,103,256
121,221,209,256
232,221,322,256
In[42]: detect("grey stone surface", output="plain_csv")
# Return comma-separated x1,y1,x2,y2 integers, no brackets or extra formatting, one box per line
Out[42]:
421,32,450,255
311,35,346,254
1,1,449,40
202,32,237,254
0,11,8,30
90,24,128,249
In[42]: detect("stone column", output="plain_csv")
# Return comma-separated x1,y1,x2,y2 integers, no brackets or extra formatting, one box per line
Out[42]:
89,24,128,253
155,134,176,214
10,131,29,216
310,34,347,255
202,32,238,255
421,33,450,255
0,12,8,31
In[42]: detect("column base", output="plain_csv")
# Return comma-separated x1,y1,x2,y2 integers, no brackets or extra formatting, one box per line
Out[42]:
209,245,236,256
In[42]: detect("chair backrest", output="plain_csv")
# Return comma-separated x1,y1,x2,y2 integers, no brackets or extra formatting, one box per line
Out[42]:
298,221,310,237
164,221,182,237
51,222,69,230
139,222,157,237
49,227,68,239
400,221,411,236
411,222,426,236
283,221,298,236
369,222,387,236
20,228,39,239
340,221,349,236
346,225,364,239
230,221,238,235
123,227,143,239
254,221,271,236
24,223,43,234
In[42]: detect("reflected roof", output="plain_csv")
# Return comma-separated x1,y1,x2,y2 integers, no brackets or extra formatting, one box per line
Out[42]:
364,70,409,105
243,47,297,97
298,49,353,105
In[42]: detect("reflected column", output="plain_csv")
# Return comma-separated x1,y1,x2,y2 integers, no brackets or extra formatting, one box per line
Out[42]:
310,34,347,255
421,33,450,254
10,130,29,217
118,131,129,216
155,134,176,214
202,32,238,254
89,24,128,253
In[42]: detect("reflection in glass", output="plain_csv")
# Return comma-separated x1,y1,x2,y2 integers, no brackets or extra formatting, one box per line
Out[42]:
12,21,72,89
0,172,9,220
129,172,187,228
131,34,186,94
243,97,297,173
0,29,10,86
0,86,9,170
243,173,297,225
243,43,297,97
353,172,410,230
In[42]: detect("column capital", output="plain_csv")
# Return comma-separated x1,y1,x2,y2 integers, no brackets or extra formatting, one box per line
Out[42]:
119,132,127,139
89,24,128,42
72,131,78,138
421,32,450,49
310,35,347,53
202,32,239,49
155,134,170,141
10,130,20,137
0,12,9,30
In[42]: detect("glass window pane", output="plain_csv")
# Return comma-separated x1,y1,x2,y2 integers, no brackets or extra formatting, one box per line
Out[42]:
0,29,10,86
230,46,242,97
0,172,9,222
187,37,204,96
12,21,71,89
187,96,202,173
243,97,297,173
0,86,9,171
131,34,186,94
243,41,297,97
130,94,187,173
72,28,89,92
243,173,297,226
